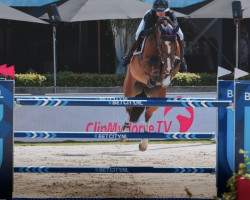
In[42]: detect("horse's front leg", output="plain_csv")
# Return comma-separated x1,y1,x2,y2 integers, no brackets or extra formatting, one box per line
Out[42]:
139,107,158,152
139,87,167,152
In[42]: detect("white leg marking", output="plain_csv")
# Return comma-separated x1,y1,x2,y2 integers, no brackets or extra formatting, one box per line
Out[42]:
123,113,130,132
145,119,150,132
162,41,172,87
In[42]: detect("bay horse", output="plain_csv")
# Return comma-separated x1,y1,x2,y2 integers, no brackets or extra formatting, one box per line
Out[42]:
123,18,181,151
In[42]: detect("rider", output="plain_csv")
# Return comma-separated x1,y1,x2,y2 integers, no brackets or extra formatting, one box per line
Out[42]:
122,0,185,68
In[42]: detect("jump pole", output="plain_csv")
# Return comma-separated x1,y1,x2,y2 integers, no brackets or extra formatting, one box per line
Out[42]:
14,131,215,140
15,98,231,107
15,96,216,101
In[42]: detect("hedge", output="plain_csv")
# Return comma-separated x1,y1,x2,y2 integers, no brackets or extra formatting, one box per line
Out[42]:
7,71,242,87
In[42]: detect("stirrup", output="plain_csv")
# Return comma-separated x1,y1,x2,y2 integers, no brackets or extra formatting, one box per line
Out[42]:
122,54,127,59
122,55,131,67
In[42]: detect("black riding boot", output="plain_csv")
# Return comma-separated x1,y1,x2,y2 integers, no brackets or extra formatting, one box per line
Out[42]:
122,41,138,67
179,40,184,60
179,40,188,72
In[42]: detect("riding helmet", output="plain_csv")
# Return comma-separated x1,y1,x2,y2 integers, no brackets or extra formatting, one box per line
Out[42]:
152,0,169,12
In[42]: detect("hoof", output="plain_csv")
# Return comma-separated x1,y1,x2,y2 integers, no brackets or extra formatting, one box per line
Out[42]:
120,138,128,143
139,139,148,152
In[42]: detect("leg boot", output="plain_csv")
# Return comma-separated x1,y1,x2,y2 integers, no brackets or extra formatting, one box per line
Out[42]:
122,41,138,67
179,40,188,72
179,39,185,61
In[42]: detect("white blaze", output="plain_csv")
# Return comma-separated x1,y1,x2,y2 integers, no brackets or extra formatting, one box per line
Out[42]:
165,41,171,73
161,41,171,87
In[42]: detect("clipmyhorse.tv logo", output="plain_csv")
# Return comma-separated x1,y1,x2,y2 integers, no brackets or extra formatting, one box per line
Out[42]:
85,103,194,132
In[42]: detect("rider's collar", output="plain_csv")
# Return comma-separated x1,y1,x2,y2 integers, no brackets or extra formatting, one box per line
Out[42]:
164,8,170,12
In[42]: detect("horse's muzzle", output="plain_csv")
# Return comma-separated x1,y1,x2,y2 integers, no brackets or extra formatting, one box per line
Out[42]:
161,76,171,87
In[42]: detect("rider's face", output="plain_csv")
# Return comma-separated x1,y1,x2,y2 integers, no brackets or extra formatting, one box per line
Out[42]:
156,12,165,18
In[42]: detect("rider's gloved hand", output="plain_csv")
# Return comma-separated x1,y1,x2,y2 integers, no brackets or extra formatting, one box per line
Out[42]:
158,18,164,24
143,24,157,37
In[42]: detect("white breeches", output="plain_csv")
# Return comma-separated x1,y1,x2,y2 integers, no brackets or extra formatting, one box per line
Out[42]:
177,28,184,41
135,19,145,40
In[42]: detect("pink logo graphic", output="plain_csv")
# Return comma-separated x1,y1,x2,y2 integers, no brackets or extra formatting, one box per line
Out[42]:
0,64,15,80
163,97,194,132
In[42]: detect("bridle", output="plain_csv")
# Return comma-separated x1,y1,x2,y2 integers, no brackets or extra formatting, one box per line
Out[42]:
151,20,178,81
157,36,177,75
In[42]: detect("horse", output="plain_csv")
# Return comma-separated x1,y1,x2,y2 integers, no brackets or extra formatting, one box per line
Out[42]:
123,18,181,151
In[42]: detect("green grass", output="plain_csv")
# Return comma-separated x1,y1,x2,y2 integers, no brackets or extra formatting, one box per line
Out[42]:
14,140,215,146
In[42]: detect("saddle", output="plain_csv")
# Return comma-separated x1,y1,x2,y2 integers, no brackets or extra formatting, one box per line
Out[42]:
131,37,147,62
133,37,147,56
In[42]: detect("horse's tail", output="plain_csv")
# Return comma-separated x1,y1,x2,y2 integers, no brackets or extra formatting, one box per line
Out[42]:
130,91,146,123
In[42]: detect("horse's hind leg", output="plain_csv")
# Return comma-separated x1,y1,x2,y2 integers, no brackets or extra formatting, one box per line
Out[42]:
124,92,146,132
123,67,136,132
138,106,159,152
123,109,131,132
